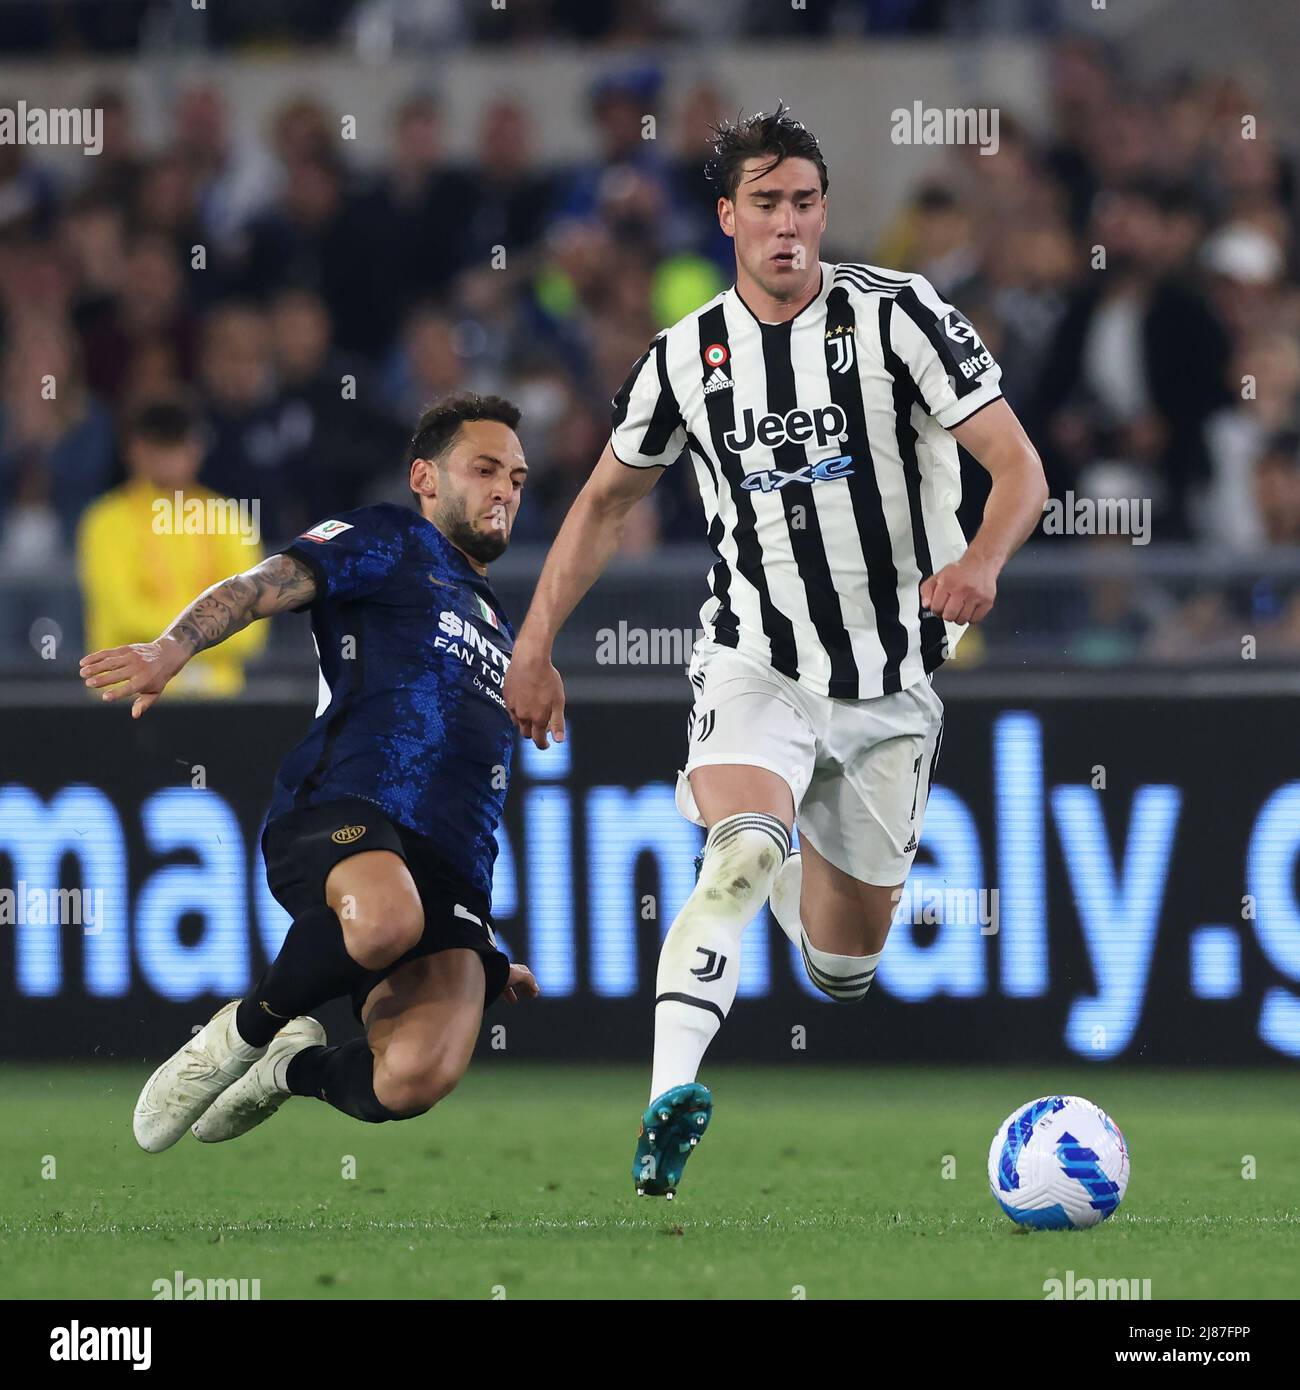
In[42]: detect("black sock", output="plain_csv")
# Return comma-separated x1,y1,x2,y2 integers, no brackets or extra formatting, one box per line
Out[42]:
235,903,367,1048
285,1039,421,1123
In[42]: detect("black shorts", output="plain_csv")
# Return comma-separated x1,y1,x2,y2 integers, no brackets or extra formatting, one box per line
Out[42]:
261,796,511,1024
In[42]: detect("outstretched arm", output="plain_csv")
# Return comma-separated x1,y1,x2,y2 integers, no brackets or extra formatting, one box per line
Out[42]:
79,552,317,718
503,440,663,749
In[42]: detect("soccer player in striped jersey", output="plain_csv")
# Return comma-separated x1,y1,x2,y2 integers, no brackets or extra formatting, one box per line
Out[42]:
503,104,1048,1197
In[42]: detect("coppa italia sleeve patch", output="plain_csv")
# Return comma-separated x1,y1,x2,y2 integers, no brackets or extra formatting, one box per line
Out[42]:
300,519,355,543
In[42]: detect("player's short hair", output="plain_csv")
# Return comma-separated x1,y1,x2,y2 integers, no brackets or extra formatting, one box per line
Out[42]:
704,100,829,203
125,395,201,446
408,392,522,469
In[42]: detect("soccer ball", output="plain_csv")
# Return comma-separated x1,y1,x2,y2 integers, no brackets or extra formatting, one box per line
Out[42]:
988,1095,1129,1230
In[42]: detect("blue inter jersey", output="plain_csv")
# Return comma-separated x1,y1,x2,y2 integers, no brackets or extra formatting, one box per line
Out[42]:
266,504,515,900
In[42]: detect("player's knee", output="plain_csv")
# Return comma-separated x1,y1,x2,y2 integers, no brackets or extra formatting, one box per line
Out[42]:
373,1048,463,1115
693,812,791,922
341,900,424,970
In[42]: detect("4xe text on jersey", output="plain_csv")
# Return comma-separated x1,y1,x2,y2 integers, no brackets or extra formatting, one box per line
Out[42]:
740,454,856,492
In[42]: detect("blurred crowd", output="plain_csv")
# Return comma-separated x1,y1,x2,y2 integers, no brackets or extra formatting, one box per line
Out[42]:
903,46,1300,553
1,33,1299,672
1,1,1067,55
0,65,742,563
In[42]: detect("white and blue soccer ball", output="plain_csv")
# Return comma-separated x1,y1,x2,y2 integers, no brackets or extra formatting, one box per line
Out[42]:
988,1095,1129,1230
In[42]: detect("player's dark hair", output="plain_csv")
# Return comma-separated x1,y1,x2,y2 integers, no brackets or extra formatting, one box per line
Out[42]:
408,392,522,469
125,396,201,446
704,101,829,203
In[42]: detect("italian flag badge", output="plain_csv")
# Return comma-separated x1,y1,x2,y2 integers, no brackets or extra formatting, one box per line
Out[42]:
475,595,501,630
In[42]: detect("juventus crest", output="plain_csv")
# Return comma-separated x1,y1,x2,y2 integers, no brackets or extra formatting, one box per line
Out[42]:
826,326,856,374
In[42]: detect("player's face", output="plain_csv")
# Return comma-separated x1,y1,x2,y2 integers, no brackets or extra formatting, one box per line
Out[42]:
720,155,827,299
415,418,528,566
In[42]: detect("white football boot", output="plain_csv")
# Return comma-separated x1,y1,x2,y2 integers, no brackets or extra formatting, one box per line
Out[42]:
133,1000,265,1153
769,848,803,946
191,1016,326,1144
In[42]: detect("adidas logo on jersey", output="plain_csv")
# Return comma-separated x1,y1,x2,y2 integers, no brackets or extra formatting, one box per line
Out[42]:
703,367,733,395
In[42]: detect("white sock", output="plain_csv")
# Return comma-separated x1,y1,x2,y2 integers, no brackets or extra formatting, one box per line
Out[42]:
769,850,803,946
800,933,882,1003
650,812,789,1100
770,849,883,1001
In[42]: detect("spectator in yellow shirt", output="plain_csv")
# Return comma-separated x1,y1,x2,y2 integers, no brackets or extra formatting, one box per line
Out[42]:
77,396,268,697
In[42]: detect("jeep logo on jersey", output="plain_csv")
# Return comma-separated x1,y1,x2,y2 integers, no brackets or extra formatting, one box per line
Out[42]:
741,453,855,493
723,404,848,453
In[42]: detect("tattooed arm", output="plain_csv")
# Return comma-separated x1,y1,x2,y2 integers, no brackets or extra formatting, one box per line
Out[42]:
79,553,317,719
162,553,317,658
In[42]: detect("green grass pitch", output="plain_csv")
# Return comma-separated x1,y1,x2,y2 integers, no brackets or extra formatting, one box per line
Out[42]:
2,1064,1297,1300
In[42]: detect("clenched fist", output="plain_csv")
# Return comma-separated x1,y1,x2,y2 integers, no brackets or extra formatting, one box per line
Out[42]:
920,553,998,626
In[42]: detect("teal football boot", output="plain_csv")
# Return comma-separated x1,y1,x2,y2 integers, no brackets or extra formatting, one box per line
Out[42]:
632,1083,713,1198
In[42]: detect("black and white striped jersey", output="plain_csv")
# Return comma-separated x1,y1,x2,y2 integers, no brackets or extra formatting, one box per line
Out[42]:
609,260,1004,699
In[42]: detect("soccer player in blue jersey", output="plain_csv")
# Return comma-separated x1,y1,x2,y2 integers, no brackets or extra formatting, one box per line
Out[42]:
79,393,540,1151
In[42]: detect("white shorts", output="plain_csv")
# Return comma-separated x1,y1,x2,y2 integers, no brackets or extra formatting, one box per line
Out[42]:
675,638,945,886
